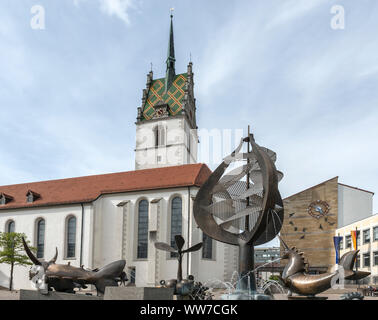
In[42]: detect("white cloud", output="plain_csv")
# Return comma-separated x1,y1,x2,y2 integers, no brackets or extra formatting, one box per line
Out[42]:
99,0,135,25
266,0,328,30
73,0,136,24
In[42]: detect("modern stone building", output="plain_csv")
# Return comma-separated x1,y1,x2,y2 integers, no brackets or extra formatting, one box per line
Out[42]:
281,177,374,273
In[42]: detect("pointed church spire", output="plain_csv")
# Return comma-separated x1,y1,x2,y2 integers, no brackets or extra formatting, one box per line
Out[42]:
165,11,176,91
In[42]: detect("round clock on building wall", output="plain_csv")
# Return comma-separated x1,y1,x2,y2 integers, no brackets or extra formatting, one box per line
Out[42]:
307,200,330,219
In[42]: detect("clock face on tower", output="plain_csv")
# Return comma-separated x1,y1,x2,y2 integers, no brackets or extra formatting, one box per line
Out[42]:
307,200,330,219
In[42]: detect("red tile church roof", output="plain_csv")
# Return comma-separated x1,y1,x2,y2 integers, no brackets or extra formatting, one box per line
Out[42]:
0,164,211,210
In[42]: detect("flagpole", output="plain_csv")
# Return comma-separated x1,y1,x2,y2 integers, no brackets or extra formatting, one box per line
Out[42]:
356,226,359,288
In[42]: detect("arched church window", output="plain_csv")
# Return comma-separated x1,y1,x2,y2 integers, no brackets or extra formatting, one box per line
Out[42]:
170,197,182,258
6,220,15,233
36,219,45,258
202,232,213,260
137,200,149,259
66,216,76,258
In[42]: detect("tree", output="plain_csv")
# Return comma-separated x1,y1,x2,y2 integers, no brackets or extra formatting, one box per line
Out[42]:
0,232,34,291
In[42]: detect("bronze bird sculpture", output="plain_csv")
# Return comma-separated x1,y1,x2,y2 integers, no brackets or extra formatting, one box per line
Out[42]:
22,237,126,296
279,236,370,297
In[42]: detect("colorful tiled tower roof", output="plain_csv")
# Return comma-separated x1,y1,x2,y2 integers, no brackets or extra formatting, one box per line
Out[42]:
137,14,197,129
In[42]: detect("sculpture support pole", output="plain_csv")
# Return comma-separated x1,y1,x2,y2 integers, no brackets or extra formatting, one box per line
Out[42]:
177,254,183,282
238,243,256,292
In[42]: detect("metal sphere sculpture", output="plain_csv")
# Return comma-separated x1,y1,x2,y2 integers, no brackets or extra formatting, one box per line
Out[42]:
193,132,284,291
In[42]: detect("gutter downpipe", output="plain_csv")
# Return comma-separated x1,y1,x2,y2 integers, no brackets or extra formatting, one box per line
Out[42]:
187,186,191,277
80,203,84,267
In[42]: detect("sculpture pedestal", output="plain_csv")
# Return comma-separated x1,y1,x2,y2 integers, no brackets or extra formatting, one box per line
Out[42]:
19,290,102,300
173,295,191,300
288,295,328,300
104,287,174,300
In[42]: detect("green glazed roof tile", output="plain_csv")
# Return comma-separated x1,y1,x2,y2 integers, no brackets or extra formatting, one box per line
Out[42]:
142,73,187,121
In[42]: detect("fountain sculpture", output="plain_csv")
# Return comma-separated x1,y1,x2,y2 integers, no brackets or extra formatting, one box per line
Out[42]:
193,130,284,299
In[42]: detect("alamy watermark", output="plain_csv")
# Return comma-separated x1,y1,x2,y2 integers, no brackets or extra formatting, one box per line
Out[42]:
330,5,345,30
30,5,45,30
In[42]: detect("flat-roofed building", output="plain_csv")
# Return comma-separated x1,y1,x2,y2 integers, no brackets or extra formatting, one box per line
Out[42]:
336,214,378,284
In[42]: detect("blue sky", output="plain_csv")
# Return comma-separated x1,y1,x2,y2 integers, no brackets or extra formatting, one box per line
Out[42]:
1,0,377,215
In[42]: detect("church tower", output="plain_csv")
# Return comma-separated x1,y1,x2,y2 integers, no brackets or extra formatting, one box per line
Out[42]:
135,14,198,170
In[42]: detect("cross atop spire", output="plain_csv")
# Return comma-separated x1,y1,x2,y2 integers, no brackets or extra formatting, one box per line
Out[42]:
165,11,176,91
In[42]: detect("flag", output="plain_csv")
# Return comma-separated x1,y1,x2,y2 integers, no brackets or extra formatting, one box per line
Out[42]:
351,230,357,250
333,236,343,264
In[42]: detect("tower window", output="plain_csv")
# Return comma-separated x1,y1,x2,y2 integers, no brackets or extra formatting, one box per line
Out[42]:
170,197,182,258
137,200,149,259
154,125,166,147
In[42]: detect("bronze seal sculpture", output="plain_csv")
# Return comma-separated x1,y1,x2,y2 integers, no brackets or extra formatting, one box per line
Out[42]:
22,237,126,296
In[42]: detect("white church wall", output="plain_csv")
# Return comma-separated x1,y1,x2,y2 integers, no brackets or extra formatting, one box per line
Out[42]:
93,195,124,265
87,186,228,287
0,204,86,290
0,185,230,290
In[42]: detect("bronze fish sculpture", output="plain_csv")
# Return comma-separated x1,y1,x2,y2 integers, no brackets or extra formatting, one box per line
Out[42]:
279,236,370,296
22,237,126,296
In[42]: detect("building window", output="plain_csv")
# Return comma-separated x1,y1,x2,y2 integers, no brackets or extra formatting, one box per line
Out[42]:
170,197,182,258
36,219,45,259
356,230,361,247
202,233,213,260
129,267,136,285
0,193,13,205
363,229,370,244
346,235,351,248
356,255,360,268
339,237,343,250
6,220,15,233
27,190,40,203
137,200,149,259
374,251,378,266
66,216,76,258
373,227,378,242
363,253,370,268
